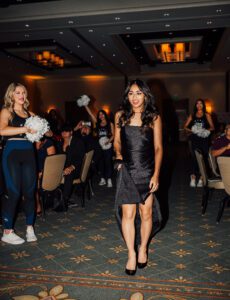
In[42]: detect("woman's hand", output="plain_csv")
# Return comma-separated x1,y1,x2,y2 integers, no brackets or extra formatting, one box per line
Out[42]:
45,130,53,137
149,174,159,192
25,127,37,134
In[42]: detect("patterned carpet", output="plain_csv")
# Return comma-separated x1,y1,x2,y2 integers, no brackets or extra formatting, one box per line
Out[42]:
0,143,229,300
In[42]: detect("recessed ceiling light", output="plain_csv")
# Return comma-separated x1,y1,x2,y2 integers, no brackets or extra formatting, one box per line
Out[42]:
59,31,64,35
25,24,30,28
53,40,56,43
227,57,230,60
24,34,30,38
126,26,131,30
102,43,106,47
206,21,212,25
90,55,94,58
165,24,171,27
216,9,222,13
77,44,81,48
68,20,74,24
115,17,120,21
112,54,116,57
120,62,124,64
140,56,143,59
88,29,94,32
212,29,217,32
126,35,130,38
163,13,170,17
168,32,173,35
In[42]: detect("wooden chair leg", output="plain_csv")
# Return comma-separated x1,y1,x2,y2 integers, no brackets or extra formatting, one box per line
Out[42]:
81,185,85,208
216,196,228,224
202,187,209,215
89,179,95,197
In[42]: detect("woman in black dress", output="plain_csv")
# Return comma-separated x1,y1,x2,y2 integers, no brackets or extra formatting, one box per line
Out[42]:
184,98,214,187
114,79,163,275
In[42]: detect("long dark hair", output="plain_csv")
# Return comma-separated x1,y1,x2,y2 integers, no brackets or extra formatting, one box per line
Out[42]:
193,98,206,118
118,79,158,128
96,109,111,135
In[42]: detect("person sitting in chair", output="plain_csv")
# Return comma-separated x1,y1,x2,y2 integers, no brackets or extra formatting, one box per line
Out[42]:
57,124,86,209
211,123,230,157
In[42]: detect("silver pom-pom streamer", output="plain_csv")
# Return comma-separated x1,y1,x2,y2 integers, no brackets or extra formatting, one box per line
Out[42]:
191,124,210,138
99,136,112,150
25,116,50,142
76,94,91,107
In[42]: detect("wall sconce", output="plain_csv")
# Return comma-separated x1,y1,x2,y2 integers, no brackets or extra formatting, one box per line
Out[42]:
35,50,64,68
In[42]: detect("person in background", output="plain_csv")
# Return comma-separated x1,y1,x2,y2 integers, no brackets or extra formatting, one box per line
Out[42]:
114,79,163,275
184,98,214,187
35,137,56,215
84,106,114,188
57,124,86,209
0,82,38,244
211,123,230,157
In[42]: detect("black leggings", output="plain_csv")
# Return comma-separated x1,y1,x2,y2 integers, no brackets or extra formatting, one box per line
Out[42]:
2,140,36,229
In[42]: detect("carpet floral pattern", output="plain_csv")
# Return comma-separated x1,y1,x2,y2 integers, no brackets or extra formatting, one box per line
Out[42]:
0,146,229,299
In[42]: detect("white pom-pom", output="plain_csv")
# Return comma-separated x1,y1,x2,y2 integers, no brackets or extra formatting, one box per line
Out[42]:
191,125,210,138
76,94,91,107
99,136,112,150
25,116,50,142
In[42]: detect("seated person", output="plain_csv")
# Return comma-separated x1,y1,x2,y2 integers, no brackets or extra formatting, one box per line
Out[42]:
57,124,86,209
35,137,56,215
74,121,103,171
211,123,230,157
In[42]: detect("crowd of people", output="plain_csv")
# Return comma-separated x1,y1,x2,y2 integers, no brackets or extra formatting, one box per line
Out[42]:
0,80,229,277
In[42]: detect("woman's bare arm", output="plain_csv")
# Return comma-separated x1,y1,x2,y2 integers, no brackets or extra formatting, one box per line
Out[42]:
85,106,97,124
206,113,215,131
114,111,122,160
0,108,28,136
184,114,192,133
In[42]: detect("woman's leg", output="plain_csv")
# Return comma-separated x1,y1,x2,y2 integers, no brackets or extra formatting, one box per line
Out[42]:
122,203,137,270
138,194,153,263
21,148,37,226
2,147,21,230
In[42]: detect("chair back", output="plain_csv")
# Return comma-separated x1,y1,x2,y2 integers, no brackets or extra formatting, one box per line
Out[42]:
208,149,220,177
42,154,66,191
80,150,94,183
195,150,208,186
217,157,230,195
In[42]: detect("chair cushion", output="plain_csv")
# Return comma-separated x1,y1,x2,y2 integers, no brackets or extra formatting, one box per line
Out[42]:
208,179,224,189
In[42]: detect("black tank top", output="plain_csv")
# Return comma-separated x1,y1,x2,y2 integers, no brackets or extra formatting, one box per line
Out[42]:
190,114,209,130
8,110,30,139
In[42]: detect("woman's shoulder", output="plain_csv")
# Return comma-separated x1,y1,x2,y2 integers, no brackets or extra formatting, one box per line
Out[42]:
0,107,11,117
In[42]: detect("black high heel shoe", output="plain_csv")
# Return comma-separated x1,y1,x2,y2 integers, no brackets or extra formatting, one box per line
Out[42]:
137,250,148,269
125,268,136,276
137,261,147,269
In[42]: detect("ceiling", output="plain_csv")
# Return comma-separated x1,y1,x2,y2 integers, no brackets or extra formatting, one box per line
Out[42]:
0,0,229,78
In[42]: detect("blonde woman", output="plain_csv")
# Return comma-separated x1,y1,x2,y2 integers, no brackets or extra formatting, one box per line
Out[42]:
0,82,38,244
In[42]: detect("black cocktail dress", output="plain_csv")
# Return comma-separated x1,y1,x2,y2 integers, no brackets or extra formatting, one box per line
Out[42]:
115,125,162,245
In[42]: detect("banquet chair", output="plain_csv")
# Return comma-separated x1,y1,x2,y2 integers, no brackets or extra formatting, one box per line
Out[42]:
72,150,94,208
208,148,220,177
195,150,224,220
217,156,230,223
39,154,66,219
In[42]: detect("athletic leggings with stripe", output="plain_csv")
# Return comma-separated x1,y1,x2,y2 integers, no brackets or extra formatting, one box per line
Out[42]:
2,140,36,229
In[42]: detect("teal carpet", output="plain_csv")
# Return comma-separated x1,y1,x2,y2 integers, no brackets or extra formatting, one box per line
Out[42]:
0,144,229,299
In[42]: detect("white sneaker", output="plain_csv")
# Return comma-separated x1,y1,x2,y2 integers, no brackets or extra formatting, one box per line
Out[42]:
26,226,37,242
98,178,106,186
1,231,25,245
107,178,113,188
197,178,203,187
190,176,196,187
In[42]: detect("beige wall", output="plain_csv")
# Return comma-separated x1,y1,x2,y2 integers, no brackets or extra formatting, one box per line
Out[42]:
0,72,228,120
